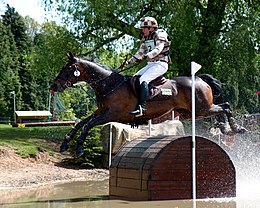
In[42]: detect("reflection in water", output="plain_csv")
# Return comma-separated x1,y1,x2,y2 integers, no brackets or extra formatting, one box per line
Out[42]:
0,178,259,208
0,184,237,208
0,180,108,206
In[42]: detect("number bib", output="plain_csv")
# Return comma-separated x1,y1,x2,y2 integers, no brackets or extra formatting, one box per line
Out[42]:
145,39,155,52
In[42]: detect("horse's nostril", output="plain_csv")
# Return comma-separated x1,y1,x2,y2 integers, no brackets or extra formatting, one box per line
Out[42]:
49,89,55,95
50,83,58,91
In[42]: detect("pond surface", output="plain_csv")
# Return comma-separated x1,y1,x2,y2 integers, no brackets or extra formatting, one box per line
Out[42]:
0,177,259,208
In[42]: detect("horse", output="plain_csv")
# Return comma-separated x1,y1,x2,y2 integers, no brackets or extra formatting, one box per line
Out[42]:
50,52,246,156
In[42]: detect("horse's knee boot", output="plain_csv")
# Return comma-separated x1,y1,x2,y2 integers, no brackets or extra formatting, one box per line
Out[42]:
76,143,84,157
60,140,69,153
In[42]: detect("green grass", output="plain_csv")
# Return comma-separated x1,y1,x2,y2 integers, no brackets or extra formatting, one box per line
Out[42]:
0,124,72,158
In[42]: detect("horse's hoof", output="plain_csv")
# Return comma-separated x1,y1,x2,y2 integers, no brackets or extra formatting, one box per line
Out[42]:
60,141,69,153
238,127,248,134
76,143,84,157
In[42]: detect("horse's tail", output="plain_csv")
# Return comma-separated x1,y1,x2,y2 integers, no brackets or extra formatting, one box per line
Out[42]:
198,74,224,104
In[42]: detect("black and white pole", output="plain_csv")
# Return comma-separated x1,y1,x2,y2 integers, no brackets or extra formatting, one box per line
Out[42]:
191,61,201,207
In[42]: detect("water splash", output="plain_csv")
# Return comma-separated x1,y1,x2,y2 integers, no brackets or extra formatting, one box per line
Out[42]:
228,131,260,207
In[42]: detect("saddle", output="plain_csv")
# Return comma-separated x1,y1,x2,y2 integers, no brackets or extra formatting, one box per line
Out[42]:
130,75,178,101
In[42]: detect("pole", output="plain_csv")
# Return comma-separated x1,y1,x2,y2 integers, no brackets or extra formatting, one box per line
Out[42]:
109,123,113,167
148,120,152,136
191,61,201,208
13,91,16,124
10,91,16,124
48,92,52,112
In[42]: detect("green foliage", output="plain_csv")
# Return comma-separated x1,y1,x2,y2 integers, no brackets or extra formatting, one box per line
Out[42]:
31,21,84,112
1,5,37,113
63,85,97,119
214,1,259,113
1,5,31,52
69,126,103,168
82,126,103,167
0,20,21,117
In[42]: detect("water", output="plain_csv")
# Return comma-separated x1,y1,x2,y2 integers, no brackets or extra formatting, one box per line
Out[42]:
0,180,236,207
0,180,108,208
0,175,259,208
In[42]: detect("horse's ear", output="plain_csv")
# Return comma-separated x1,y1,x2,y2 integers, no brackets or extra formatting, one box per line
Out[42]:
66,51,74,61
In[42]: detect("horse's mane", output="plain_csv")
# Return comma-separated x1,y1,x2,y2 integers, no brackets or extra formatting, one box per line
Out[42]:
80,57,113,72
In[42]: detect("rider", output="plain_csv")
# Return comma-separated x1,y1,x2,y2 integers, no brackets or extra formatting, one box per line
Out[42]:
122,17,171,117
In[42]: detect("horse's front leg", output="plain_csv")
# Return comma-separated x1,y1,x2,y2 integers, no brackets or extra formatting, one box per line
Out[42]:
76,111,111,157
60,114,95,153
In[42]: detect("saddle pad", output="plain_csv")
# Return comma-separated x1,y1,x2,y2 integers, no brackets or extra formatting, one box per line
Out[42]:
129,76,177,102
148,79,177,101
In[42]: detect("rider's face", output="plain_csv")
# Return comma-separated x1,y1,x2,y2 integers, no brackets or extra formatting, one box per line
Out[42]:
142,27,153,37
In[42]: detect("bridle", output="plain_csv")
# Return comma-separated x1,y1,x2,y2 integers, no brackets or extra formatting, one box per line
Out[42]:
55,61,81,89
54,59,110,91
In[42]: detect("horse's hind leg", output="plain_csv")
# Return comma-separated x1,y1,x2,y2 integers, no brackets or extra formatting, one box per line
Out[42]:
206,104,230,134
214,102,247,134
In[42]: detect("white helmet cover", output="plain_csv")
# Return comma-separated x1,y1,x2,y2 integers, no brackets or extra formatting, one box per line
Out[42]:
140,17,158,28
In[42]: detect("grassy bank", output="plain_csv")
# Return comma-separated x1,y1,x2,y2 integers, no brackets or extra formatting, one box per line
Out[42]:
0,124,71,157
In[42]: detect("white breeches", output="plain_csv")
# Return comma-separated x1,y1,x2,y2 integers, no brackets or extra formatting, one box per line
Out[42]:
134,61,168,84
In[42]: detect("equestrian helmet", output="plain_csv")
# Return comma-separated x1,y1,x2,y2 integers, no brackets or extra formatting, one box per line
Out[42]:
140,17,158,28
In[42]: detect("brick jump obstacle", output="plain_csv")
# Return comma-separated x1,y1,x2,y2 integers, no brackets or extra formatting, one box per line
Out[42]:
109,135,236,200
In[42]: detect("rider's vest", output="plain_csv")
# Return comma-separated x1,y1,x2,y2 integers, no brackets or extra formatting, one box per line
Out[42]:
142,29,171,63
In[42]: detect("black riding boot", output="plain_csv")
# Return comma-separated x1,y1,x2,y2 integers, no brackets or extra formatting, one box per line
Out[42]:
130,81,148,117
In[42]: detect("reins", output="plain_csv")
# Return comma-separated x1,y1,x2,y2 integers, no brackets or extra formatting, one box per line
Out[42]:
115,62,141,74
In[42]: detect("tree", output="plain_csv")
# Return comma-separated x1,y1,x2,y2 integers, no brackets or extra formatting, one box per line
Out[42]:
214,1,259,113
31,21,84,116
1,5,38,110
0,20,21,117
1,4,30,52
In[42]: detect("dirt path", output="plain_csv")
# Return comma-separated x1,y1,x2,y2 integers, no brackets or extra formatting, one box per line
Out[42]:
0,146,109,190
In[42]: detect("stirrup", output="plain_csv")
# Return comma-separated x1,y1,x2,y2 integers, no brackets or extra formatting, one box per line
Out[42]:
129,105,146,117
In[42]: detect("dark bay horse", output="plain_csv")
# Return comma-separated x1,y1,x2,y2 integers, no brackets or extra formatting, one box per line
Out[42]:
50,52,246,156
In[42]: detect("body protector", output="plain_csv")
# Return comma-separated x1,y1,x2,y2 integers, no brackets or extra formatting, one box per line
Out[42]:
128,29,171,64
